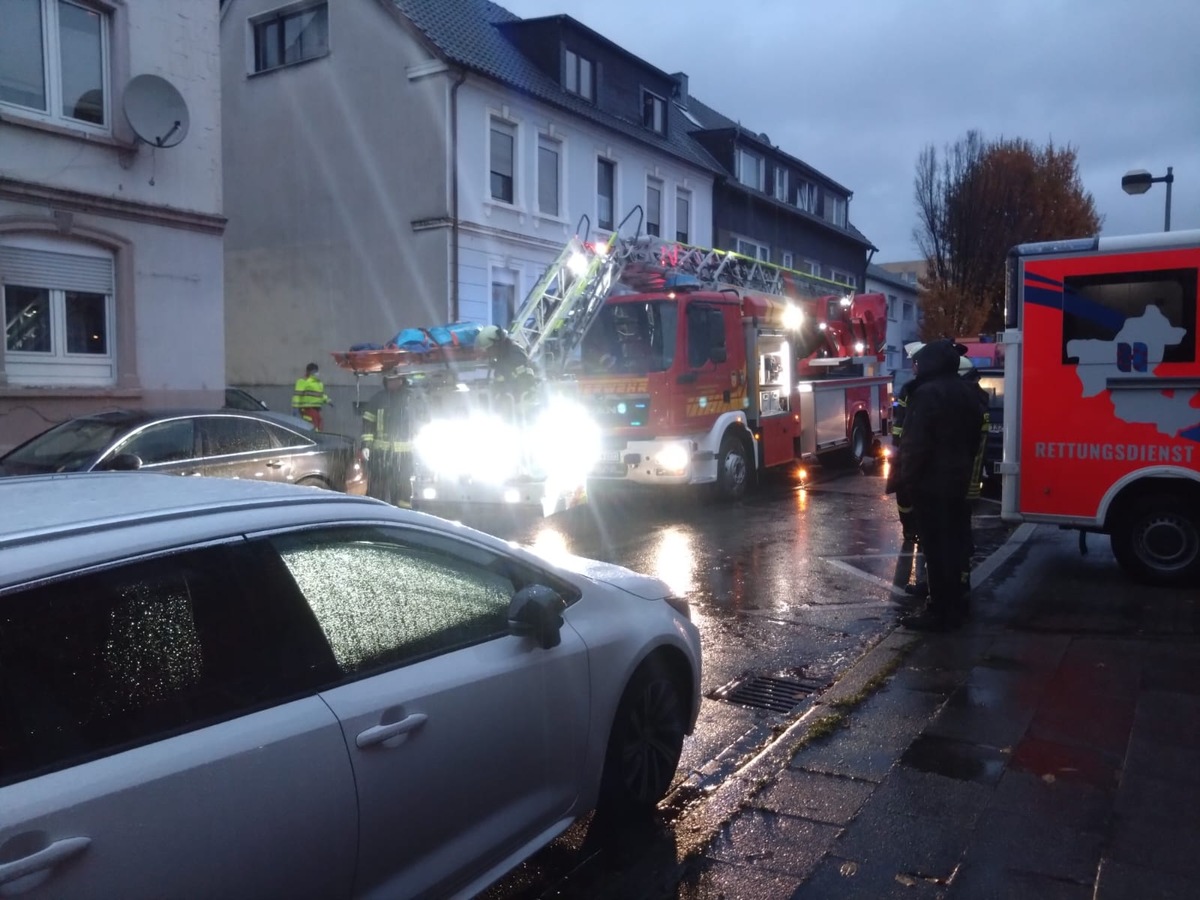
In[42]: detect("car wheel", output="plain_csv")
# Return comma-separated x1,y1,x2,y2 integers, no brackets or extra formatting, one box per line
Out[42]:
296,475,332,490
1109,493,1200,586
599,660,688,816
849,416,870,466
714,432,749,502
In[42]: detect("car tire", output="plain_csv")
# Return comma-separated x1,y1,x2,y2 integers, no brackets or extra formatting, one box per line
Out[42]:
1109,493,1200,586
598,660,688,817
296,475,332,490
713,432,749,503
849,416,871,466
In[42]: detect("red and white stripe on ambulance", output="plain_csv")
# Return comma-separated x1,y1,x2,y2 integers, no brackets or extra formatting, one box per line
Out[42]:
1017,244,1200,521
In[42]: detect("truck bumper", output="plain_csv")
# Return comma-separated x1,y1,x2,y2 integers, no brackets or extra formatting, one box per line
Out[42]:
588,438,718,488
413,475,587,516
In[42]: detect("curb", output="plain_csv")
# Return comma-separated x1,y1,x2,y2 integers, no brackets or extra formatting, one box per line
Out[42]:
666,519,1041,859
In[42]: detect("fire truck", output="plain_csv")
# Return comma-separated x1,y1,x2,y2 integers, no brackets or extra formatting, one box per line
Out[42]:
1000,229,1200,585
333,216,890,511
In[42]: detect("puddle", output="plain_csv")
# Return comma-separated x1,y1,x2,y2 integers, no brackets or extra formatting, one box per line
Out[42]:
900,734,1008,784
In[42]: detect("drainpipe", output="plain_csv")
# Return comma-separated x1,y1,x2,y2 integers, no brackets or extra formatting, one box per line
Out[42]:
449,67,467,322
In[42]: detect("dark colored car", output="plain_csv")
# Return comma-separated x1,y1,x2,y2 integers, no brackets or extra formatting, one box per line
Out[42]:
975,368,1004,483
0,409,354,490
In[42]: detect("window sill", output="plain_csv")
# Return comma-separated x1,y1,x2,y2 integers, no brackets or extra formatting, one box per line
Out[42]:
248,51,331,78
0,109,136,152
484,199,525,214
534,213,569,226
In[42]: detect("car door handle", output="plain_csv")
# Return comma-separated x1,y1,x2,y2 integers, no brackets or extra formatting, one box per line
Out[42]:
0,836,91,886
265,460,284,468
356,713,428,748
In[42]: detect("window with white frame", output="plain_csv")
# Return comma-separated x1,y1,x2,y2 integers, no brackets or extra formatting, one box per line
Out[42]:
823,192,847,227
773,166,789,203
0,0,110,128
564,49,594,101
252,3,328,73
903,302,914,321
887,294,897,319
597,158,615,231
830,269,856,288
799,259,819,276
537,135,560,217
642,90,666,134
737,149,764,191
646,178,663,237
675,188,691,244
489,118,516,204
794,179,817,214
1,239,115,386
734,237,769,262
781,251,794,269
490,268,519,328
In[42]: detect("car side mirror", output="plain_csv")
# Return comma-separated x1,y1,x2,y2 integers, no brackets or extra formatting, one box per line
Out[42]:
710,346,727,364
105,453,144,471
507,584,565,649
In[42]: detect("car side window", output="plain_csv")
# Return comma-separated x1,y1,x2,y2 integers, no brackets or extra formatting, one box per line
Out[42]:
115,419,198,464
0,543,337,787
270,527,517,676
200,415,274,456
263,420,314,450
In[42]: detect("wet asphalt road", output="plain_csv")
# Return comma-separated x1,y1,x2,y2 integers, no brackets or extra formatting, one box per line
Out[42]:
434,463,1015,900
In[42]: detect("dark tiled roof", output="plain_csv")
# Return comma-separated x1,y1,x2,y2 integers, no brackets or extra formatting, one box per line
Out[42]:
391,0,723,175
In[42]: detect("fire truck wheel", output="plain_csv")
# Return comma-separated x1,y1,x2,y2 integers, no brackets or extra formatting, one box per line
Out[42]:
715,432,750,502
850,416,871,466
1109,493,1200,586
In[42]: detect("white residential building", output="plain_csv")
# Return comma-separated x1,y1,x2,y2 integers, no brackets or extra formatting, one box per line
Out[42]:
0,0,225,451
219,0,716,430
866,263,921,386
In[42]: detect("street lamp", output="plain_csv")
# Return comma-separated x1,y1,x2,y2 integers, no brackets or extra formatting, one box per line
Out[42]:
1121,166,1174,232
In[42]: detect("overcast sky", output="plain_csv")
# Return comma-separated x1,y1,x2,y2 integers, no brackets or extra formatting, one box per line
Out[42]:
498,0,1199,263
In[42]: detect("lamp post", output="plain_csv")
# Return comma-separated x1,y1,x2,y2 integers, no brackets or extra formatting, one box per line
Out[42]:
1121,167,1174,232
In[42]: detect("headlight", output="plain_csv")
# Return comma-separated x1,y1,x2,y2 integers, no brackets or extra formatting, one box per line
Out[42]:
654,443,690,473
415,415,521,482
531,396,601,486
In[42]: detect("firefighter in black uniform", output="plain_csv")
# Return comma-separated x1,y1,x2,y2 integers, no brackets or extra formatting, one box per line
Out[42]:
886,341,928,595
476,325,539,414
959,356,992,587
361,367,414,506
896,339,986,631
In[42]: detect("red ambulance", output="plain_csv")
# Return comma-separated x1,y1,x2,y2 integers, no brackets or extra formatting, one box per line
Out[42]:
1001,229,1200,585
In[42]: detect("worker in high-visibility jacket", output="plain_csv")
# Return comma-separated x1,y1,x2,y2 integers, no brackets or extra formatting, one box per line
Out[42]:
291,362,332,430
361,368,414,506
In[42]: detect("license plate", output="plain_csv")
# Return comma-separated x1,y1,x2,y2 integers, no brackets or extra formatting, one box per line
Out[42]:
599,449,620,463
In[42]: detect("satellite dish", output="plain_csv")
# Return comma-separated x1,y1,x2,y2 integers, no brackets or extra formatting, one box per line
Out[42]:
122,75,190,148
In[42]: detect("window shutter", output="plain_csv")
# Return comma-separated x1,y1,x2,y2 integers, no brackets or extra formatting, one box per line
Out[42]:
0,246,114,294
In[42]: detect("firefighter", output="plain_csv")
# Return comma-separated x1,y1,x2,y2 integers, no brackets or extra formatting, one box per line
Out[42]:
885,341,928,595
477,325,539,414
896,339,986,631
361,367,414,506
959,356,992,586
292,362,332,430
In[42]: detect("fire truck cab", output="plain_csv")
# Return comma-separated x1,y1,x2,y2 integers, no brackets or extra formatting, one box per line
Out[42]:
1001,229,1200,585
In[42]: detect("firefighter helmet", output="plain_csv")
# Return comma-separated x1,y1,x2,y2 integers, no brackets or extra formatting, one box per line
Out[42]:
904,341,925,358
477,325,504,351
958,356,974,373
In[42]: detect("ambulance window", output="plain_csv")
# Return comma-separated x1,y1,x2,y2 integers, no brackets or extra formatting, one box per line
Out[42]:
1061,268,1197,364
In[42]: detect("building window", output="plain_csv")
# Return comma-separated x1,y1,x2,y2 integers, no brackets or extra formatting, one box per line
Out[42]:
646,178,663,238
737,149,764,191
0,0,110,128
1,240,115,386
597,158,615,231
734,237,769,262
489,119,515,204
642,91,666,134
252,3,329,73
823,192,847,227
830,269,856,289
903,302,914,321
773,166,789,203
781,252,794,269
887,295,897,319
537,135,560,217
799,259,819,277
490,268,519,328
564,49,594,101
675,188,691,244
795,180,817,214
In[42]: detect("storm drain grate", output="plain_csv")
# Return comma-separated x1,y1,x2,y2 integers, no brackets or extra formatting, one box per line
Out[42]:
709,673,825,713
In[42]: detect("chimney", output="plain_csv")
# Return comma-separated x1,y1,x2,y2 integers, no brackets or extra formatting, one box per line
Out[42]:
672,72,689,108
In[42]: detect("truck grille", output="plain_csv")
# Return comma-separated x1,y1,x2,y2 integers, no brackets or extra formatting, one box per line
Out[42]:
588,394,651,429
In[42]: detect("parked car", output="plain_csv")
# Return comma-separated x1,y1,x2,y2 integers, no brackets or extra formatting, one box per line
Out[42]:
0,409,354,491
0,475,701,899
224,386,316,431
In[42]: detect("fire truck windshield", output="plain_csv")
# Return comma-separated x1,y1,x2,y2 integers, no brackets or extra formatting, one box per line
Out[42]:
582,300,678,375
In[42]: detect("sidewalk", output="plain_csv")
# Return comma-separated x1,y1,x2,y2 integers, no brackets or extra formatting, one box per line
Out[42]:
676,525,1200,899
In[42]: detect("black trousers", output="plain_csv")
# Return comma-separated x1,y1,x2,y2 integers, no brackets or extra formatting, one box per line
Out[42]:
366,451,413,505
915,491,970,621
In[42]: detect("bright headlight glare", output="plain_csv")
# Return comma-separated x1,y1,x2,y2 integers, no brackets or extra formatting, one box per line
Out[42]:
416,416,521,482
782,303,803,330
567,252,589,277
654,443,690,472
532,397,601,485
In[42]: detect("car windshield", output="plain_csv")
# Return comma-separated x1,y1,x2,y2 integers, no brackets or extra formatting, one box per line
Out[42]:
3,419,128,472
581,300,677,375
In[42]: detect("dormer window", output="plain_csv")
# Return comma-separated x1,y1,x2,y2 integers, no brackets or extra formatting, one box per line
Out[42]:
642,90,666,135
737,149,764,192
564,49,594,101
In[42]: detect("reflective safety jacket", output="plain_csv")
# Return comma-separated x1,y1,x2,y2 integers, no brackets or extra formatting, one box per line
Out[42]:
361,388,414,453
490,342,538,404
292,375,330,411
